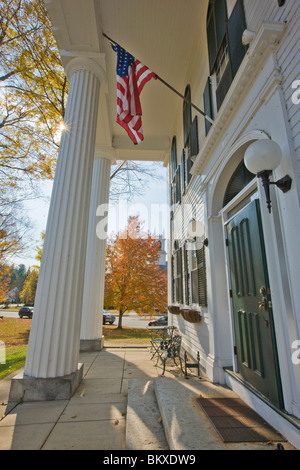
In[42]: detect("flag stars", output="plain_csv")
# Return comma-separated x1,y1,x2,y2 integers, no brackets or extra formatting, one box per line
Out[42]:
113,44,135,76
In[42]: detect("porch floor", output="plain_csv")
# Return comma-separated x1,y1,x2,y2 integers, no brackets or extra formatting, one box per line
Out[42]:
0,346,297,451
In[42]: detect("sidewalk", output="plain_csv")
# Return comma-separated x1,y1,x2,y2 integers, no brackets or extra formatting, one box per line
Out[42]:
0,345,166,450
0,345,297,451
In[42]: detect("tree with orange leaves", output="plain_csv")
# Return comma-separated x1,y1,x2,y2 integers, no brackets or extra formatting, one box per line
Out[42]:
0,264,11,303
104,216,168,328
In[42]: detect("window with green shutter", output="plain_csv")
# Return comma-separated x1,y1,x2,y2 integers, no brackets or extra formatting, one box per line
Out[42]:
183,85,192,146
171,254,176,302
183,116,199,187
181,150,186,194
190,245,208,307
170,136,181,211
197,246,208,307
174,247,183,303
203,79,213,135
205,0,247,114
171,136,177,179
184,244,190,305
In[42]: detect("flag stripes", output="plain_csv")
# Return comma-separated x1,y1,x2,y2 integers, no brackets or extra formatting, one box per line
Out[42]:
112,44,156,144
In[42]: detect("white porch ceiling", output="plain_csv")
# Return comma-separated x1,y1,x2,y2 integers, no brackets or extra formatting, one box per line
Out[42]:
45,0,208,161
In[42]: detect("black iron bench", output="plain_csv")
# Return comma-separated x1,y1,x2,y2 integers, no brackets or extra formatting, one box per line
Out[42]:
156,334,184,376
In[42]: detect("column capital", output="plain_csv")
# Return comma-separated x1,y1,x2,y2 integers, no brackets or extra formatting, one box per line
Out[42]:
65,56,107,88
94,145,116,163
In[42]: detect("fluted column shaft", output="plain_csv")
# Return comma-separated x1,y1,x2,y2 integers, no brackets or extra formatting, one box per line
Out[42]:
80,152,112,346
24,58,104,378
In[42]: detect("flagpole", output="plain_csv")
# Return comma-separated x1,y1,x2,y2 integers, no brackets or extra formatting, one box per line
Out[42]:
102,32,214,125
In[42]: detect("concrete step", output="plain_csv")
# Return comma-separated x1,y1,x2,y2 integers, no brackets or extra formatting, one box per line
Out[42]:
153,376,295,450
125,379,169,450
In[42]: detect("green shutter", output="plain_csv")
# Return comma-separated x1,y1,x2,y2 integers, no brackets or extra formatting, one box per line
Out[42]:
214,0,227,49
179,248,183,303
183,85,192,145
190,116,199,157
174,248,183,304
203,79,213,135
171,137,177,179
227,0,247,78
171,255,175,302
181,150,186,194
175,166,181,204
197,247,207,307
207,5,217,72
184,245,190,305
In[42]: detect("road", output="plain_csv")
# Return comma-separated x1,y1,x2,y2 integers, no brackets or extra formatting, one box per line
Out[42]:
114,313,156,329
0,309,19,319
0,310,160,329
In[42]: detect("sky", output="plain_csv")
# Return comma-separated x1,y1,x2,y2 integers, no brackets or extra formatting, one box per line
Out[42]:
13,161,169,268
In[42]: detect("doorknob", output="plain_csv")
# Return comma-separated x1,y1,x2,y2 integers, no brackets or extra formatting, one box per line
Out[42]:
259,297,268,311
259,297,269,326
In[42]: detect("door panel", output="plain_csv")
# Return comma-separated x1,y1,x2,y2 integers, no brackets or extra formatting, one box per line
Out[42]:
226,199,283,409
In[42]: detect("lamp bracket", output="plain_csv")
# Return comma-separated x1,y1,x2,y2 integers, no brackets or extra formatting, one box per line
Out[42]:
270,174,292,193
256,170,292,213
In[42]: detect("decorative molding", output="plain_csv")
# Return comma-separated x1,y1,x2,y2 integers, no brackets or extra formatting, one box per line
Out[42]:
94,145,116,163
65,56,107,90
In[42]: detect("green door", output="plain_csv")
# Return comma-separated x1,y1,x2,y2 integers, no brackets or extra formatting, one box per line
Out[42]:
226,199,284,409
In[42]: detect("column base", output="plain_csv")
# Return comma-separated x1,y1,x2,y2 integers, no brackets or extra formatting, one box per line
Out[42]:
8,363,83,402
80,336,104,352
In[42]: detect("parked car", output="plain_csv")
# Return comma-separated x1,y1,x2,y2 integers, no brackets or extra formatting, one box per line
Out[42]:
18,306,34,319
103,310,116,325
148,315,168,327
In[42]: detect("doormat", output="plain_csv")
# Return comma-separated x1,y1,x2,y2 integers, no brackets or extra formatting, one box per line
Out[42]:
196,397,286,443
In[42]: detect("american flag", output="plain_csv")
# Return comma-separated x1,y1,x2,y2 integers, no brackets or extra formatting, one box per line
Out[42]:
112,43,156,145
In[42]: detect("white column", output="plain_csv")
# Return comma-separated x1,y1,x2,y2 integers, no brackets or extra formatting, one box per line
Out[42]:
23,58,105,381
80,149,114,351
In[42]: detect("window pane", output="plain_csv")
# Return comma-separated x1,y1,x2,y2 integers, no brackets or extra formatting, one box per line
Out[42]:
216,61,232,109
191,251,198,270
223,161,255,207
191,270,199,304
215,41,230,86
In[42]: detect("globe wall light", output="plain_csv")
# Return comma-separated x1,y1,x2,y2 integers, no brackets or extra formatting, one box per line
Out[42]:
242,29,255,46
244,139,292,213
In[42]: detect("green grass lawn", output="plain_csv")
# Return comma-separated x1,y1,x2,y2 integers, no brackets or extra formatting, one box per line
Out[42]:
0,345,28,380
0,318,151,379
0,318,31,379
103,324,152,343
